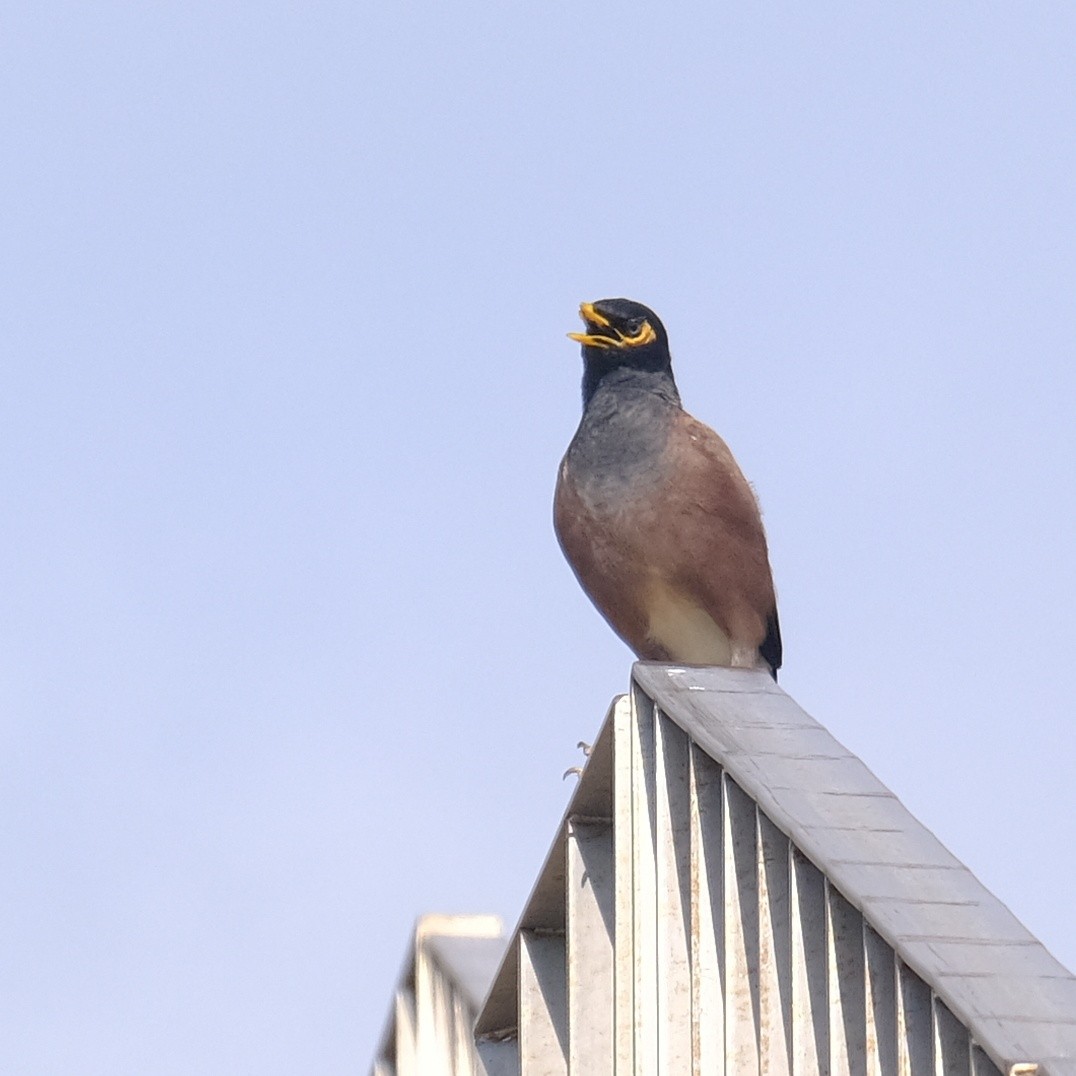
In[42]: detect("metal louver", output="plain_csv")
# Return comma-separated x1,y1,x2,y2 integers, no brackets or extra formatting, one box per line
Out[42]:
474,665,1076,1076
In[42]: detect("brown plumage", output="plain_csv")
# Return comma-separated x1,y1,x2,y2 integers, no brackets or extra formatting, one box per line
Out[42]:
554,298,781,677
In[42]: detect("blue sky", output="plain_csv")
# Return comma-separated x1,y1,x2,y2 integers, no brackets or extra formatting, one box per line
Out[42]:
3,3,1074,1072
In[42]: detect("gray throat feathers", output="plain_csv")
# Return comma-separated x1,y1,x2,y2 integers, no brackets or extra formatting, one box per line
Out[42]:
568,378,681,503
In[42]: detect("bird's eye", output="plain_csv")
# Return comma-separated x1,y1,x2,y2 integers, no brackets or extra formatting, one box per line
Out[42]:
628,320,643,336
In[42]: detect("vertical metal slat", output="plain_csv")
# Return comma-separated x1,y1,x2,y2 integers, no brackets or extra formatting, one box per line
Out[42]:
566,818,615,1075
864,923,898,1076
758,810,793,1075
969,1044,1003,1076
827,885,866,1076
519,931,568,1076
933,997,970,1076
417,953,453,1076
450,984,472,1076
477,1038,520,1076
630,691,659,1075
613,696,635,1076
724,774,761,1075
897,961,933,1075
791,848,828,1075
689,743,725,1075
394,988,418,1076
655,712,693,1075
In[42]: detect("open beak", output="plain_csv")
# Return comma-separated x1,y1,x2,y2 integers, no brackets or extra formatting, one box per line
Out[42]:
567,301,616,348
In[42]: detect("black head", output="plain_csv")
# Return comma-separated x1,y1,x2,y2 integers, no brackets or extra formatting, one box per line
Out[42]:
568,298,677,406
569,298,669,360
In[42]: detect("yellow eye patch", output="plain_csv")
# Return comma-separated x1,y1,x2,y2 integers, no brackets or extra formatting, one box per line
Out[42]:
616,321,657,347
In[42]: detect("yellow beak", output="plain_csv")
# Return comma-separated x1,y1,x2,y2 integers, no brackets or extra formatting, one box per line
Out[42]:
566,301,657,349
578,302,611,328
567,301,616,347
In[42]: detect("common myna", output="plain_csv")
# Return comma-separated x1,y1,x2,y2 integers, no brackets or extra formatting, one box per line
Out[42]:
554,298,782,678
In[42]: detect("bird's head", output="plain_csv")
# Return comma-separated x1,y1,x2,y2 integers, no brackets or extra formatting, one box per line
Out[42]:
569,298,669,364
569,298,676,405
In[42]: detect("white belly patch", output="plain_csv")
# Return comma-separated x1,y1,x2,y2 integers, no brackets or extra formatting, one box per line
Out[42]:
644,582,734,665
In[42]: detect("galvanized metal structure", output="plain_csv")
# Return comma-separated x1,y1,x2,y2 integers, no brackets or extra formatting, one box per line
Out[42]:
373,914,506,1076
474,665,1076,1076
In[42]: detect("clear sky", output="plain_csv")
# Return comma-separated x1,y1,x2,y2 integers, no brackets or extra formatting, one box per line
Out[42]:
3,3,1075,1072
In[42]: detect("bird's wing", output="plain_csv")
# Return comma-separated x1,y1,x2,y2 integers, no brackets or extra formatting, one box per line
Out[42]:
658,411,780,670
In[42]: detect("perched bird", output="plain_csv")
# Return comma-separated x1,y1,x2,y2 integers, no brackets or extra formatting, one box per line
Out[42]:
554,298,782,678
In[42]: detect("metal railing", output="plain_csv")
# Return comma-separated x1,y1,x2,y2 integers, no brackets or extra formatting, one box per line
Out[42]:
473,665,1076,1076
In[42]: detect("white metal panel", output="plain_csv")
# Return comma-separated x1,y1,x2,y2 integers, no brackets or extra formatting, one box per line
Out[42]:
629,689,659,1075
566,818,614,1075
898,960,934,1075
453,986,474,1075
655,712,692,1075
417,950,453,1076
828,884,867,1076
519,931,568,1076
613,695,636,1076
689,743,725,1074
394,989,418,1076
934,997,970,1076
790,847,828,1075
758,810,793,1074
477,1038,519,1076
724,774,761,1074
970,1045,1003,1076
865,923,898,1075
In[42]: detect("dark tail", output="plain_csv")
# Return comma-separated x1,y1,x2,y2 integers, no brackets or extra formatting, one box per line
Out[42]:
760,609,783,682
